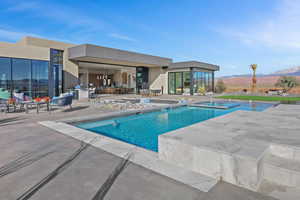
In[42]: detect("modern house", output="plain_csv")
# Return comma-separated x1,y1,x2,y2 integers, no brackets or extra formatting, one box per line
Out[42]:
0,36,219,98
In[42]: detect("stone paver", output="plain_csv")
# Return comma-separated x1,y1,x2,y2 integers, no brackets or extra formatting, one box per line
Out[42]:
0,97,281,200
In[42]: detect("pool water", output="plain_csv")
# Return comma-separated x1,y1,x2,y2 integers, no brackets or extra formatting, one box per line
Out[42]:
76,102,275,152
195,101,241,109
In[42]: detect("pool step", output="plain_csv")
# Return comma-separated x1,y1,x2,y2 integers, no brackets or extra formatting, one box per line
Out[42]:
258,179,300,200
262,153,300,188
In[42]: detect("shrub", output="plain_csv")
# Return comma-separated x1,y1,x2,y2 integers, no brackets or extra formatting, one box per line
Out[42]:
275,76,299,92
198,87,206,95
215,79,226,93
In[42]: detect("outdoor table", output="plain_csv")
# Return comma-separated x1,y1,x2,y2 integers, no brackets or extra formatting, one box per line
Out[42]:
24,101,50,114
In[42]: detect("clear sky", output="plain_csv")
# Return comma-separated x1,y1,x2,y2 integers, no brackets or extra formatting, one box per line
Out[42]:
0,0,300,76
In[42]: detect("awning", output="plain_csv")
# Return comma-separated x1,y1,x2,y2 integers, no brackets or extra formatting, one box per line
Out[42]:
68,44,172,67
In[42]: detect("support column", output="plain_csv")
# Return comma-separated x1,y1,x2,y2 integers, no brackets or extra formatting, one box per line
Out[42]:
190,67,194,95
212,72,215,92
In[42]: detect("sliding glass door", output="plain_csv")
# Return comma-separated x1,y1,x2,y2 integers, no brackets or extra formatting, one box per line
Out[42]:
168,72,176,94
175,72,183,94
168,71,191,95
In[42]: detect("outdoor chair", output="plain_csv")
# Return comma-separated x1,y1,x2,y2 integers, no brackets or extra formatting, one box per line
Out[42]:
50,94,73,111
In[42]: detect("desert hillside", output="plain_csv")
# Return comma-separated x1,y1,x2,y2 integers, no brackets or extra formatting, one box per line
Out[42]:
218,67,300,93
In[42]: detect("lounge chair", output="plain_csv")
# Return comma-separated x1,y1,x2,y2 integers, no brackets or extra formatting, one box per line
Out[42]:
50,93,73,111
0,89,11,112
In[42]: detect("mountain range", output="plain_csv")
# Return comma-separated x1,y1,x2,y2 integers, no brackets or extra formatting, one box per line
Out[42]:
219,66,300,79
218,66,300,89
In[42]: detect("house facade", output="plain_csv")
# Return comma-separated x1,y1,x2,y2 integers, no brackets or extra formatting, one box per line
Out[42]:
0,36,219,97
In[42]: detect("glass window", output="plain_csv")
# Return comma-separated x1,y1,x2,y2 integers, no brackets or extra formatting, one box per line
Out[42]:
0,57,11,92
168,72,175,94
12,58,31,97
183,72,191,94
32,60,49,97
50,49,64,96
175,72,183,94
0,57,50,98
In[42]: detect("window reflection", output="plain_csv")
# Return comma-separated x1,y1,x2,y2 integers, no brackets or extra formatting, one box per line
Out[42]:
12,58,31,97
50,49,64,96
32,60,49,97
0,57,49,98
168,70,214,95
0,58,11,92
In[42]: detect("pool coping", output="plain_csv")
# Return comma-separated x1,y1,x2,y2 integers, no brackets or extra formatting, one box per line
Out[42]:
39,104,218,193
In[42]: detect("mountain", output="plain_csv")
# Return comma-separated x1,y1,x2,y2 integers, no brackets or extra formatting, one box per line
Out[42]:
218,66,300,79
218,66,300,90
272,66,300,76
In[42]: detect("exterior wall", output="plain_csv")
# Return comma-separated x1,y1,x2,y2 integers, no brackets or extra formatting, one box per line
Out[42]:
17,37,79,90
149,67,168,93
17,36,74,49
0,37,80,91
0,41,49,61
64,49,79,90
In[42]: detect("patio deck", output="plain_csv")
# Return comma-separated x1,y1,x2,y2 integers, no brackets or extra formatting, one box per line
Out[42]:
160,104,300,199
0,96,292,199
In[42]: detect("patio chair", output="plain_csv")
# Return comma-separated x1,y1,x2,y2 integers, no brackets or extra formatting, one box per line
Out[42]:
0,89,11,113
50,93,73,111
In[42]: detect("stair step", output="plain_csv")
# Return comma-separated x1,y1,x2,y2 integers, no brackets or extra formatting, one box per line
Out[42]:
258,179,300,200
269,144,300,161
263,154,300,188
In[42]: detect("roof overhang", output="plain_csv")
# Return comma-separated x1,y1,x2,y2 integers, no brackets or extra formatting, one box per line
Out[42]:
169,61,219,71
68,44,172,67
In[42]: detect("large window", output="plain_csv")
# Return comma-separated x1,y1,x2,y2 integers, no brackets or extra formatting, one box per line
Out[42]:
50,49,64,97
193,71,213,93
168,72,175,94
168,71,191,95
168,70,214,95
32,60,49,97
12,58,32,97
183,72,191,94
0,57,11,92
0,57,49,98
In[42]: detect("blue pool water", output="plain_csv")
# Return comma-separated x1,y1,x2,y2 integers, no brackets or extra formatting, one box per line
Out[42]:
195,101,241,109
76,102,275,152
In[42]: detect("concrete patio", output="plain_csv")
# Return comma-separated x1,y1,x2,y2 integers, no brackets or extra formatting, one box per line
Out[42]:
160,104,300,199
0,96,297,199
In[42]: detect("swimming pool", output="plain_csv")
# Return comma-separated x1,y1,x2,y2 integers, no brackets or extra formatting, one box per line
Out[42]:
76,102,275,152
193,101,241,109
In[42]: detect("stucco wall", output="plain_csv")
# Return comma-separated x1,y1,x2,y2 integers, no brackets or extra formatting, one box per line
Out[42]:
64,49,79,89
0,37,80,90
149,67,168,93
17,36,75,50
0,41,49,60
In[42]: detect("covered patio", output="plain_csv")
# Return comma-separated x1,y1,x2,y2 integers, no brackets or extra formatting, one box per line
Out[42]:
68,44,171,96
78,62,136,94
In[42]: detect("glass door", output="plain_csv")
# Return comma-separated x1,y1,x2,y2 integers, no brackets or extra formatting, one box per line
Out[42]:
168,72,175,94
175,72,183,94
168,72,184,95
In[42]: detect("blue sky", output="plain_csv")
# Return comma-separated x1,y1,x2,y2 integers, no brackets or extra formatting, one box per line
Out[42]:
0,0,300,76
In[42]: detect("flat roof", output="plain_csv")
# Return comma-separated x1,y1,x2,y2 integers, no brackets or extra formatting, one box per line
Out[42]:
169,61,219,71
68,44,172,67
